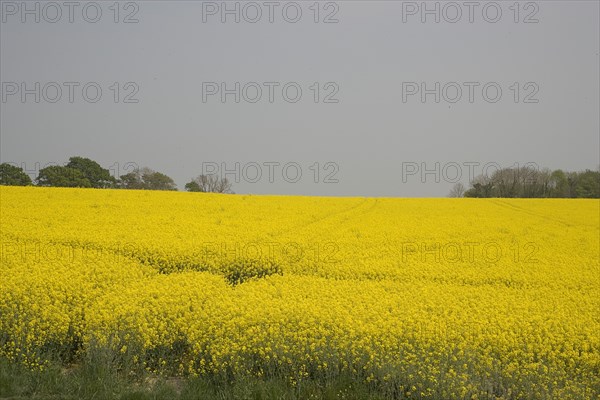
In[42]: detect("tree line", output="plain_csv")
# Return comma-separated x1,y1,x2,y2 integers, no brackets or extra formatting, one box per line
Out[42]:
0,156,233,193
2,157,597,198
449,165,599,198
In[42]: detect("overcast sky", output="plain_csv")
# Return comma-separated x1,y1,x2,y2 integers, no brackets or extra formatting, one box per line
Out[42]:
1,1,598,196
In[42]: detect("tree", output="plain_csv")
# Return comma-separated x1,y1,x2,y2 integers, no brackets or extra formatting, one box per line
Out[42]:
143,170,177,191
448,182,465,197
549,169,568,198
66,156,116,188
118,167,177,191
184,180,201,192
119,171,144,189
463,166,599,198
464,174,493,198
492,168,519,198
0,163,32,186
37,166,91,187
565,172,579,198
185,174,233,193
575,169,600,198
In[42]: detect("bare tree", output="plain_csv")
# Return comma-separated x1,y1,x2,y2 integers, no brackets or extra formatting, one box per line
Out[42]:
185,174,233,193
448,182,466,198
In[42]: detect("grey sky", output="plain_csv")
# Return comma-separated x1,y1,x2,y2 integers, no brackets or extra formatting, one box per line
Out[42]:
1,1,598,196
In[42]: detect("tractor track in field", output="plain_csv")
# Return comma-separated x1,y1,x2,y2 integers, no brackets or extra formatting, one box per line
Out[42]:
260,198,379,241
490,199,575,228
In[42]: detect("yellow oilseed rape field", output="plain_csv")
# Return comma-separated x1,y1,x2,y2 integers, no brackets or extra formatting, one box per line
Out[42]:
0,186,599,399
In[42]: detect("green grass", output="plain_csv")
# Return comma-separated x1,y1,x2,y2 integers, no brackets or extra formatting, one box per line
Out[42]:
0,355,397,400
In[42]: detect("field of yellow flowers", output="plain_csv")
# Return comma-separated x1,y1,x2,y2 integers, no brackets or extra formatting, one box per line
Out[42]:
0,186,598,399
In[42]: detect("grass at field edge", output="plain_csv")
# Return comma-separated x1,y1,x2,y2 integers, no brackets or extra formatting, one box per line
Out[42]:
0,356,399,400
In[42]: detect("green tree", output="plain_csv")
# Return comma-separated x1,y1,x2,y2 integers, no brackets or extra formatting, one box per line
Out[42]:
118,167,177,191
37,166,91,188
66,156,116,188
575,170,600,198
549,169,568,197
0,163,32,186
184,180,201,192
142,170,177,191
464,167,599,198
464,182,493,198
119,171,143,189
565,172,579,198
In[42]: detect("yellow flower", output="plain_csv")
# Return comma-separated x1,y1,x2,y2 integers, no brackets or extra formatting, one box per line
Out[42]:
0,186,598,399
